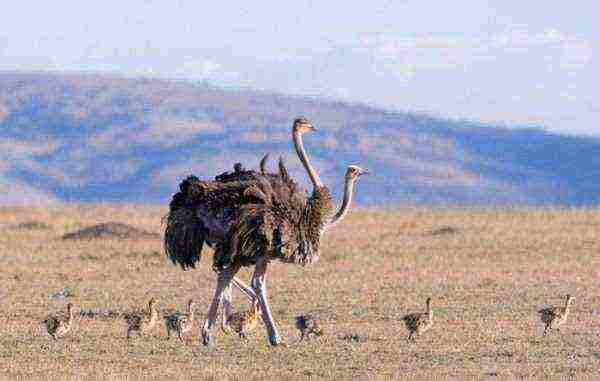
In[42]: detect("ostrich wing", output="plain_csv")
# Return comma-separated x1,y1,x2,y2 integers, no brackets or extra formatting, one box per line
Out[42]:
165,156,316,270
164,207,206,270
165,175,276,270
215,157,302,203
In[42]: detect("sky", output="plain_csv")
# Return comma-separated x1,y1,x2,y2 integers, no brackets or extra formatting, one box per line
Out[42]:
0,1,598,136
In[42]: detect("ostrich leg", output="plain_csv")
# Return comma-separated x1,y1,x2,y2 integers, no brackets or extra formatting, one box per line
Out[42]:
251,257,282,346
221,283,233,332
232,277,257,300
201,265,239,346
219,277,258,332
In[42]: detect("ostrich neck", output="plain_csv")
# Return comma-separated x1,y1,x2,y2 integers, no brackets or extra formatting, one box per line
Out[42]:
293,130,323,188
427,301,433,319
327,177,356,228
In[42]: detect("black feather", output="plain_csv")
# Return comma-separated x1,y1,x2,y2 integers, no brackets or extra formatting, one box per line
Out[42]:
278,156,290,182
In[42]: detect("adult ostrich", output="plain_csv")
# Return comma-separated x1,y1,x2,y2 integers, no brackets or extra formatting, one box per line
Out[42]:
164,118,368,346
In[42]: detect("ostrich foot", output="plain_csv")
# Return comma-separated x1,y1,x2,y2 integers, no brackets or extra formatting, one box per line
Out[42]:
269,332,282,346
201,331,214,347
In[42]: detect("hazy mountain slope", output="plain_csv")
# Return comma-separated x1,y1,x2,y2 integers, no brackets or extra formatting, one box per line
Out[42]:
1,72,599,205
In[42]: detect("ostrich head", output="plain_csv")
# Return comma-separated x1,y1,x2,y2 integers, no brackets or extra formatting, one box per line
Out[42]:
293,118,317,134
323,165,369,231
187,299,196,310
345,165,369,180
565,294,575,305
66,303,74,314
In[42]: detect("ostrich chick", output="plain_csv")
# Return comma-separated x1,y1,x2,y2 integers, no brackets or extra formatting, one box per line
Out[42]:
295,314,324,341
165,299,196,342
402,297,434,341
42,303,75,340
125,298,159,339
226,300,261,339
538,294,574,336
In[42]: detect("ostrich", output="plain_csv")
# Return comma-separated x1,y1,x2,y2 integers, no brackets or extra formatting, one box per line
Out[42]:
164,118,368,346
164,299,196,342
538,294,574,336
402,297,434,341
225,299,261,339
42,303,75,340
295,314,324,341
125,298,160,340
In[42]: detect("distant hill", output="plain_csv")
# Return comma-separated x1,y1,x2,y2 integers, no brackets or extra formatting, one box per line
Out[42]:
1,72,599,206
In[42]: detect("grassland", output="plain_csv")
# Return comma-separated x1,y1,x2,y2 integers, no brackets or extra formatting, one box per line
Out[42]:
1,204,599,378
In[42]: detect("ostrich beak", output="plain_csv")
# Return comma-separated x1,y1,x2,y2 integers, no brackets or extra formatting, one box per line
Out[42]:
359,169,370,176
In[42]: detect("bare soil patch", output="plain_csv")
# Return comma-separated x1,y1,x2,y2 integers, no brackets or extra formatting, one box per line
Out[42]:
428,226,459,236
61,222,160,240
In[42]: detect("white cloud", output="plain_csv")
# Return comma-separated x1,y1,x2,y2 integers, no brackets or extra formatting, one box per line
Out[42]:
354,28,592,66
357,34,475,57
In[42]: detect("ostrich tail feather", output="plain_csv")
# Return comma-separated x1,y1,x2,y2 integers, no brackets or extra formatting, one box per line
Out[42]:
163,208,205,270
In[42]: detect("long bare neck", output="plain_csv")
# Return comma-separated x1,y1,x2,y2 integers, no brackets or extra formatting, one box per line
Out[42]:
293,130,323,188
188,304,194,318
426,300,433,319
150,308,158,322
327,177,356,228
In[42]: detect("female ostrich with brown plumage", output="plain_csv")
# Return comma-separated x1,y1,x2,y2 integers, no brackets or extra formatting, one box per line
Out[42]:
164,118,368,346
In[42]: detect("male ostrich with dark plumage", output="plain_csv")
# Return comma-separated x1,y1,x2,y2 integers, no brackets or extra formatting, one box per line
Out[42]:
164,118,367,346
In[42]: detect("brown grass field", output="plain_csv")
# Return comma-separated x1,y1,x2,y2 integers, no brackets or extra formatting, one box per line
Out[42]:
1,204,599,378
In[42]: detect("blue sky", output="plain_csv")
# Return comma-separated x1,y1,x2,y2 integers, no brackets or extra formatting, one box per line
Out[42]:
1,1,597,136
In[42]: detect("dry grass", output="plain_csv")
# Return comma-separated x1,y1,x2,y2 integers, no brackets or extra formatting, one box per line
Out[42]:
1,204,600,378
